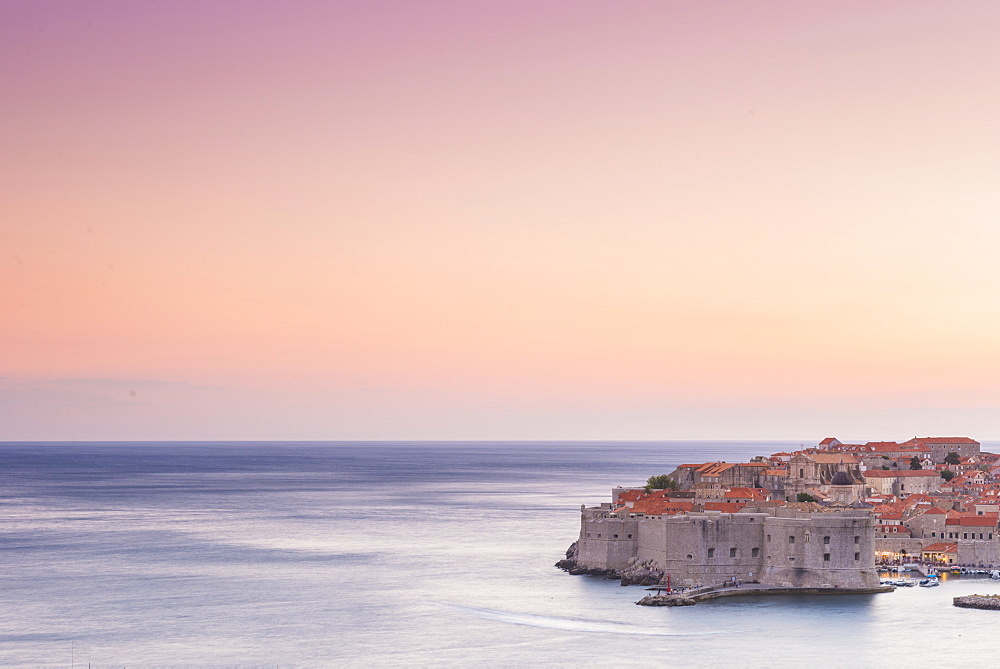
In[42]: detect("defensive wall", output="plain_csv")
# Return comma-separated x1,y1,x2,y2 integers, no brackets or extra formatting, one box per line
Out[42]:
576,505,879,588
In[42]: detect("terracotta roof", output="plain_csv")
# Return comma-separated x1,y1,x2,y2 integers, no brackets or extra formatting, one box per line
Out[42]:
922,542,959,553
947,516,997,527
702,502,746,512
912,437,980,444
805,454,859,464
629,500,694,515
863,470,940,478
724,487,769,501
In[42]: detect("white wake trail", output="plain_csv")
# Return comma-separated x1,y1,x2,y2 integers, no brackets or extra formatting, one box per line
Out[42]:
439,603,724,636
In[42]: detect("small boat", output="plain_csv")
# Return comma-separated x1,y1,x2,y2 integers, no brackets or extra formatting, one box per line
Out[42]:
990,570,1000,580
919,579,939,587
894,578,914,587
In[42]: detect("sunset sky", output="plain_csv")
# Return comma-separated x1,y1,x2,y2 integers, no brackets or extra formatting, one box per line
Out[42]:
5,1,1000,441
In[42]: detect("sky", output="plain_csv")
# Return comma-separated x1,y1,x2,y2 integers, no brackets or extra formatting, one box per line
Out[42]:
4,0,1000,441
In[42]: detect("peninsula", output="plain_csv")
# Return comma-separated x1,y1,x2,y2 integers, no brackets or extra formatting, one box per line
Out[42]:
558,436,1000,600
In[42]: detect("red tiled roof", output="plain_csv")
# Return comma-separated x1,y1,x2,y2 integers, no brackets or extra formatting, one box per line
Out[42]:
702,502,746,512
629,500,694,515
946,516,998,527
922,542,959,553
863,470,940,478
909,437,979,444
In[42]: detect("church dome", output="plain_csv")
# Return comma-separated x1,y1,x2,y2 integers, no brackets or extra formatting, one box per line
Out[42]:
830,471,853,486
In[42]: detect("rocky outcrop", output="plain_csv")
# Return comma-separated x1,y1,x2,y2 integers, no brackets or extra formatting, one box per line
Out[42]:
556,545,667,584
618,559,664,587
554,541,579,571
636,594,695,606
557,540,610,576
954,595,1000,610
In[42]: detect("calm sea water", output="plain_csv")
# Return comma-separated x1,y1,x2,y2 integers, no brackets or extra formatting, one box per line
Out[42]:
0,440,996,667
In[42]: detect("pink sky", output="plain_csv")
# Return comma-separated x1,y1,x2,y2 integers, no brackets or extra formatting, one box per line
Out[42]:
4,1,1000,440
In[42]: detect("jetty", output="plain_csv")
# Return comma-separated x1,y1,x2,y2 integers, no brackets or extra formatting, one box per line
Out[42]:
637,583,893,606
953,594,1000,610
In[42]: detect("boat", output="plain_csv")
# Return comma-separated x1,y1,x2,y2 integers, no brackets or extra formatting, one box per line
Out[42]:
919,579,939,587
990,570,1000,580
894,578,915,587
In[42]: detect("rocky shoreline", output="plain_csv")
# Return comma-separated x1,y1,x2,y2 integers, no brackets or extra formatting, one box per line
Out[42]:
555,542,666,586
953,595,1000,610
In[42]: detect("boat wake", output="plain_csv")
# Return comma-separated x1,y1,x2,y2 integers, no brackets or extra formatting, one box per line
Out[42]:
439,603,723,636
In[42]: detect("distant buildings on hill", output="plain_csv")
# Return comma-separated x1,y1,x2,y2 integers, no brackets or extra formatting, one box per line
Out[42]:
567,435,1000,590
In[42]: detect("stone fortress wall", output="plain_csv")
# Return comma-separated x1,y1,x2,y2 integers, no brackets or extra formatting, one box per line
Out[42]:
576,504,879,588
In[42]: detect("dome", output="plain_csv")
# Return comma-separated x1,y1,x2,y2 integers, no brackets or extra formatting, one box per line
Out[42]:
830,471,853,486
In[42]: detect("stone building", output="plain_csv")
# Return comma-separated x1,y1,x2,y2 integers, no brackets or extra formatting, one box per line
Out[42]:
575,503,879,589
863,469,941,496
783,453,864,502
903,437,981,463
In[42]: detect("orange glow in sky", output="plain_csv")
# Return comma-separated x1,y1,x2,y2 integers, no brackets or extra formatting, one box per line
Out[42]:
5,1,1000,440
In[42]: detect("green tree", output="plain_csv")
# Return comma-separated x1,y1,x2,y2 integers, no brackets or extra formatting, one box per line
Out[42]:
941,470,955,481
910,456,922,470
944,452,961,466
645,474,678,492
797,492,817,503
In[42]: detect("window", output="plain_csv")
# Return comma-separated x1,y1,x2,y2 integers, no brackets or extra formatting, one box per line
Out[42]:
597,534,601,538
964,533,968,539
707,548,715,558
730,548,737,557
855,553,860,561
686,554,693,560
799,469,804,478
627,534,633,539
587,533,591,537
752,547,760,557
823,536,830,545
823,553,830,562
931,532,936,537
767,534,771,542
789,536,795,544
854,536,860,544
613,534,618,538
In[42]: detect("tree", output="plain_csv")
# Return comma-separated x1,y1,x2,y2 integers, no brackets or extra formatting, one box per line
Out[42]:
910,456,922,470
797,492,817,503
645,474,678,492
944,452,961,466
941,470,955,481
881,465,890,470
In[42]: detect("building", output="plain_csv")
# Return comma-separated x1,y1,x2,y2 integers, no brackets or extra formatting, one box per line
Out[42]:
863,469,942,496
574,502,879,589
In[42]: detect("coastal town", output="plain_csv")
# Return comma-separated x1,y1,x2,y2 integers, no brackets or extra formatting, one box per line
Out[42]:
558,436,1000,605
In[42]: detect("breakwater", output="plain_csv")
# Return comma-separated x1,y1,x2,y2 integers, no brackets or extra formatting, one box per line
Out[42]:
953,594,1000,610
637,584,894,606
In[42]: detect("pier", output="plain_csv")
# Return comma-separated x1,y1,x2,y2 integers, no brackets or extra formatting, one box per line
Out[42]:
637,583,894,606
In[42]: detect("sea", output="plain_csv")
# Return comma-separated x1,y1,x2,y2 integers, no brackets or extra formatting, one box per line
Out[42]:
0,440,995,667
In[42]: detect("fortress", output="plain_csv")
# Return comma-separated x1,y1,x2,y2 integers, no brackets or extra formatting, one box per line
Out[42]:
572,501,880,589
562,436,998,594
